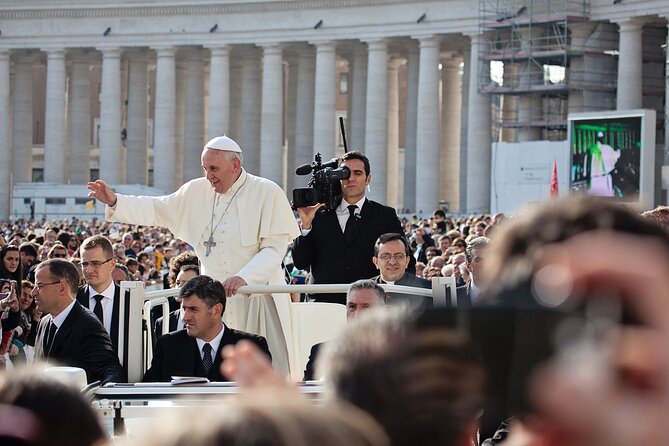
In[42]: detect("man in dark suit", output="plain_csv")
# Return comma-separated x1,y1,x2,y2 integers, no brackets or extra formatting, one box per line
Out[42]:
33,259,125,384
75,235,121,353
292,151,404,304
303,279,386,381
371,233,432,310
143,275,271,382
455,236,490,307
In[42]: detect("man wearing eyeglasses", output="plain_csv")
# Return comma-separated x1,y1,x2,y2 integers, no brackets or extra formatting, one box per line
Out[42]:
33,259,124,384
371,233,432,310
75,235,121,353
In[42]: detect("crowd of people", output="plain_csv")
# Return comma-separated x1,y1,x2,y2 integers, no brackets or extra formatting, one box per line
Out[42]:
2,132,669,446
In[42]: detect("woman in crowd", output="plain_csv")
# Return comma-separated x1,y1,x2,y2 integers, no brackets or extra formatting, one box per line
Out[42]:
0,245,22,287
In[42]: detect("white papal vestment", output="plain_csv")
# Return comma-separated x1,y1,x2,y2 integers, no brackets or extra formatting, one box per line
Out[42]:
106,170,300,376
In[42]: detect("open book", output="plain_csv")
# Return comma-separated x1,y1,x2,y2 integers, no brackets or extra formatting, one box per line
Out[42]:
170,376,210,385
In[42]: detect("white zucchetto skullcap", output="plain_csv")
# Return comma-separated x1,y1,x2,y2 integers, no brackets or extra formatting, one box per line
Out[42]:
204,135,242,153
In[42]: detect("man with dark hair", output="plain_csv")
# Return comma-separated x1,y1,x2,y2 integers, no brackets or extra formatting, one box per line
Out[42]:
371,233,432,310
303,279,386,381
32,259,125,384
19,242,39,279
154,264,200,339
321,308,485,446
75,235,122,353
456,236,490,307
292,151,404,304
143,275,271,382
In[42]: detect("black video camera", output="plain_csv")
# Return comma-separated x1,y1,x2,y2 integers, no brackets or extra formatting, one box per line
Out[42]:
292,153,351,211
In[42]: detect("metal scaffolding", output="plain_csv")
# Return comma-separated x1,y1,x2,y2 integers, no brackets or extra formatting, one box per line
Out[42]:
479,0,617,141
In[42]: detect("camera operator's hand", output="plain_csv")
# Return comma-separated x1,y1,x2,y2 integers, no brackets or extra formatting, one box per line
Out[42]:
296,203,325,230
87,179,118,207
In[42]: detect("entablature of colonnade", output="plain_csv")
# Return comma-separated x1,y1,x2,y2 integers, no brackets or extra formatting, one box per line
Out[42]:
0,0,481,51
589,0,669,23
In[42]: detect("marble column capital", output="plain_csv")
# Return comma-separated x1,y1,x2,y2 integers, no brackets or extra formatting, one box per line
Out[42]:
260,43,283,52
96,47,122,58
413,35,441,47
153,46,176,58
44,48,66,59
614,17,646,32
310,40,335,52
363,39,388,52
207,46,230,57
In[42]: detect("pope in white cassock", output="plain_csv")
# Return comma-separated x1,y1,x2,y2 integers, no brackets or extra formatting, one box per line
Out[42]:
87,136,301,376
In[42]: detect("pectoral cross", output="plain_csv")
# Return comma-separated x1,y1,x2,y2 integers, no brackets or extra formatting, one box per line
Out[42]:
204,235,216,257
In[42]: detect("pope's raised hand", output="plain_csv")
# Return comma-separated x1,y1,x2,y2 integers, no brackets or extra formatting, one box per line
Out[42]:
87,180,118,207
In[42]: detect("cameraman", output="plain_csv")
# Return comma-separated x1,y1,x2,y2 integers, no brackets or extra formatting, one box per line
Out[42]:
292,151,403,304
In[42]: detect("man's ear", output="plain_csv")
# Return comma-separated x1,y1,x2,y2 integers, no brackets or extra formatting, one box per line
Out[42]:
372,256,380,270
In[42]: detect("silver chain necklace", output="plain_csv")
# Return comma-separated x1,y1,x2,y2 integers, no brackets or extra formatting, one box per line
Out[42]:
204,174,247,257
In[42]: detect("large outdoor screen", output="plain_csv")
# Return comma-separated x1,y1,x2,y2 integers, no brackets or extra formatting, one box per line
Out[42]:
568,110,656,209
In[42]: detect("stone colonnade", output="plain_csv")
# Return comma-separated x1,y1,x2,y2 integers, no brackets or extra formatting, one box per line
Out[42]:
0,35,490,217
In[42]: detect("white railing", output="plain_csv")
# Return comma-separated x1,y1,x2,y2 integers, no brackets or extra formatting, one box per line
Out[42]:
117,277,457,383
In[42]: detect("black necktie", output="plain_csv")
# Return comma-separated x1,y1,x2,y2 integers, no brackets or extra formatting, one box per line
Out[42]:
93,295,104,323
344,205,358,244
44,321,57,355
202,343,213,375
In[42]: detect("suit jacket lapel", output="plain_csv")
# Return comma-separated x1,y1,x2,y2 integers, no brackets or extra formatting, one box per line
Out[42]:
34,315,52,359
323,209,344,238
50,302,79,355
349,199,372,244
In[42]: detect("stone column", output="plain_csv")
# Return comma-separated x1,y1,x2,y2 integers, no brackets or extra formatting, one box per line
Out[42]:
294,48,315,189
403,43,419,212
44,49,67,183
207,46,230,139
68,51,92,184
364,39,389,203
414,36,441,215
286,56,299,192
616,18,644,110
98,48,122,184
174,57,186,187
259,44,284,187
182,49,205,183
441,54,463,213
312,41,336,159
459,46,471,211
12,54,33,183
125,50,149,185
350,47,368,150
0,51,10,217
228,58,243,141
387,57,403,209
153,46,177,192
465,34,492,212
239,47,262,174
568,23,597,114
516,28,544,141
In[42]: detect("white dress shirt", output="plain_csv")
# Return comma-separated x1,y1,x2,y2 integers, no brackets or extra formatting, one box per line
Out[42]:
195,325,226,361
88,282,115,335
